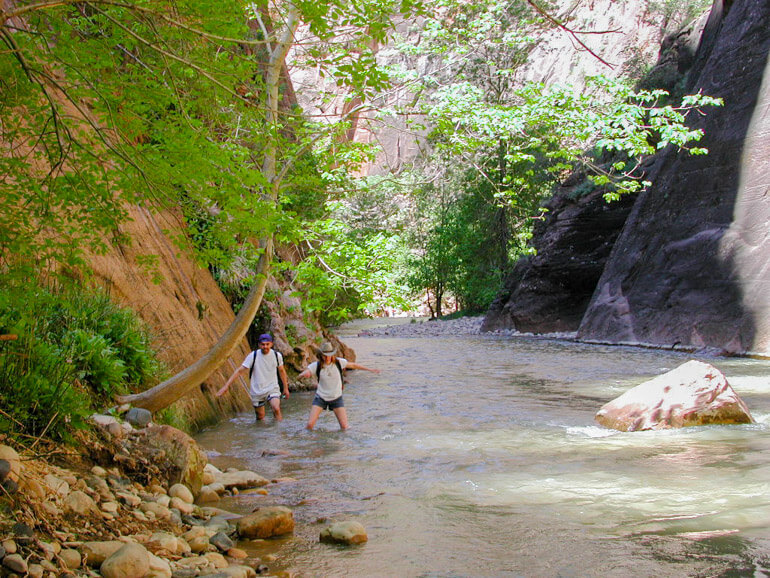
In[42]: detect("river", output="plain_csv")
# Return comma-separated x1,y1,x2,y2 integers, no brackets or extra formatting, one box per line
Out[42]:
195,319,770,577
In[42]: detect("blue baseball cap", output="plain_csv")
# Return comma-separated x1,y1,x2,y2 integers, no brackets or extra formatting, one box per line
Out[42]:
258,333,273,343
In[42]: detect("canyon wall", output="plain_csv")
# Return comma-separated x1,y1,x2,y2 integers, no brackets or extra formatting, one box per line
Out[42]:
578,0,770,356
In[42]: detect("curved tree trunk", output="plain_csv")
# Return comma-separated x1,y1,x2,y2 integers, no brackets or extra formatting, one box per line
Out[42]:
116,237,273,412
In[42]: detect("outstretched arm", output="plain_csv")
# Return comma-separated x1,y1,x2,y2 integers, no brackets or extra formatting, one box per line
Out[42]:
216,365,248,397
345,362,380,374
297,368,312,380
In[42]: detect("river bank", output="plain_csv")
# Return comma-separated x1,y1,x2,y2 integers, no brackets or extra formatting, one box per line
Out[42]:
0,418,298,577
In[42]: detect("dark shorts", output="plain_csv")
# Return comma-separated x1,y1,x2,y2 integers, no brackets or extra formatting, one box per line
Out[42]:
312,394,344,410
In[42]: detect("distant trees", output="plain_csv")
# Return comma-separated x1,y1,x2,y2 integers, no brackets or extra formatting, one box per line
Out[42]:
385,0,721,315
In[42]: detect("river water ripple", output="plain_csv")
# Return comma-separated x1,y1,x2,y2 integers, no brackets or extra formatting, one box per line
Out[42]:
195,319,770,577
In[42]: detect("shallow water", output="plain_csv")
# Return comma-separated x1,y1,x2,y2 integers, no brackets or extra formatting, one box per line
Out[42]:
196,322,770,577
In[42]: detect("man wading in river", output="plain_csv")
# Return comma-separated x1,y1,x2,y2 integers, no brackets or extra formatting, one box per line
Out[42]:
216,333,290,422
299,341,379,431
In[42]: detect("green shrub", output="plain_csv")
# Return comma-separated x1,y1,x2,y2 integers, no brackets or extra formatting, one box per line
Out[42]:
0,278,167,443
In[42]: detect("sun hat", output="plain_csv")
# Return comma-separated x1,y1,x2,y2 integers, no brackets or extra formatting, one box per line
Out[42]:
319,342,336,356
258,333,273,343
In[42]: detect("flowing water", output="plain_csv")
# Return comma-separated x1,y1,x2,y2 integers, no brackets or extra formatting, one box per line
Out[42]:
195,320,770,577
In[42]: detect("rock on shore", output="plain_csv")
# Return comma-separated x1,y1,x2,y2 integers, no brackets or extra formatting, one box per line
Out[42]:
0,415,295,578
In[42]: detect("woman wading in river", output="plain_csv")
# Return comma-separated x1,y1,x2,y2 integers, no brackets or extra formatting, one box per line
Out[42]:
298,341,379,430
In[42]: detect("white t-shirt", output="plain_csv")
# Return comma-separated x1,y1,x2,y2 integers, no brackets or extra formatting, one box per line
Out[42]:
307,358,349,401
242,349,283,401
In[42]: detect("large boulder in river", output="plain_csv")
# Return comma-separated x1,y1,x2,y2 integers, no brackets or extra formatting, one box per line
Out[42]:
595,360,754,431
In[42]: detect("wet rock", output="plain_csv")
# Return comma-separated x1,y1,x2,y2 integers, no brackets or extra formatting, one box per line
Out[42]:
125,407,152,428
237,507,294,539
319,521,368,545
100,542,150,578
213,470,269,491
219,565,258,577
209,531,234,552
595,360,755,431
227,547,248,559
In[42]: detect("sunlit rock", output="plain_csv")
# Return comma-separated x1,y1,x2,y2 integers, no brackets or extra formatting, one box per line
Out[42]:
236,506,294,539
212,469,269,491
595,360,754,431
100,542,150,578
319,521,368,545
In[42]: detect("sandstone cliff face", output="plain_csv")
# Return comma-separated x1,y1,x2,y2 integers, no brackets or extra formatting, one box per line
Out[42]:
578,0,770,356
88,205,254,429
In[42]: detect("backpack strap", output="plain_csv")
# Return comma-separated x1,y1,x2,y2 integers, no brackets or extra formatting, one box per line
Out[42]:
316,359,344,381
274,350,282,390
248,350,258,380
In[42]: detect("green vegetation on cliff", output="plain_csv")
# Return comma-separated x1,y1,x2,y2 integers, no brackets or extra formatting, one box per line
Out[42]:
0,279,168,442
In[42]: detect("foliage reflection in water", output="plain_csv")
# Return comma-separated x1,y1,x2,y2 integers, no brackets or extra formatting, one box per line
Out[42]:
196,324,770,577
